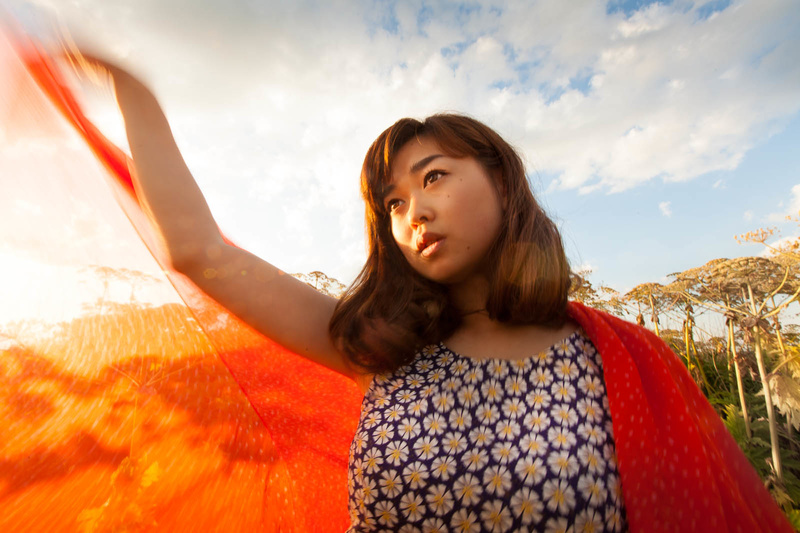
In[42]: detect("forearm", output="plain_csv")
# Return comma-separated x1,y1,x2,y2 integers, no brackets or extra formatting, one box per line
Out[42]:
109,67,223,266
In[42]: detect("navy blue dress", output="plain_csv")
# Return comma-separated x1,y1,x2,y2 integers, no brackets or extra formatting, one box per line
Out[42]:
347,330,628,532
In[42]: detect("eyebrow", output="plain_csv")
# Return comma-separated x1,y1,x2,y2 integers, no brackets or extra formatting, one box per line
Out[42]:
410,154,444,174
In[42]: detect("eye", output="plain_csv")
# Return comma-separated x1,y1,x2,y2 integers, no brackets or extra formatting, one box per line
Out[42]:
424,170,445,187
385,198,403,213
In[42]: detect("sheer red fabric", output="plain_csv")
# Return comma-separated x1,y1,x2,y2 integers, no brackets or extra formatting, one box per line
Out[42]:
0,28,791,533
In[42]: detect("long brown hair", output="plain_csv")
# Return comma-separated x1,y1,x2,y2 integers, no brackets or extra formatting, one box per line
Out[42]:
330,114,571,374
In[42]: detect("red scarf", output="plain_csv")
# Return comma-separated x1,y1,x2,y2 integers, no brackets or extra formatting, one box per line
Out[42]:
1,30,791,532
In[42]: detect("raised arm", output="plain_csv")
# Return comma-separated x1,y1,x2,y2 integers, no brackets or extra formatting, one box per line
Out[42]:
81,55,357,380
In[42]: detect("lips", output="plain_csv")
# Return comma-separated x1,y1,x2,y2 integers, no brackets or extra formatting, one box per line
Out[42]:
416,232,444,256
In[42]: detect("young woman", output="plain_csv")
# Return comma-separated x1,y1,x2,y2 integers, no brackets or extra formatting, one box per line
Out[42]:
70,54,790,533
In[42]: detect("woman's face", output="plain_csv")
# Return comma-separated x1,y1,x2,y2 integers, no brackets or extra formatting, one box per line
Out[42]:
384,136,505,285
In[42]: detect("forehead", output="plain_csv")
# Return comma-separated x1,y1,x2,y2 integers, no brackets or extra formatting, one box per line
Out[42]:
388,136,445,183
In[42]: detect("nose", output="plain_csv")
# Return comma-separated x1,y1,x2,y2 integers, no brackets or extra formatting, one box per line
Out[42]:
407,192,434,228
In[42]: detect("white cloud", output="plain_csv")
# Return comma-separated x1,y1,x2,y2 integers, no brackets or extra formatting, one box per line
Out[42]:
659,201,673,217
744,210,753,221
7,0,799,282
766,184,800,222
713,179,725,189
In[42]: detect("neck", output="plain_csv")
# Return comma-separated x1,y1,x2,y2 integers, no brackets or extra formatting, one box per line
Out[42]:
448,275,490,317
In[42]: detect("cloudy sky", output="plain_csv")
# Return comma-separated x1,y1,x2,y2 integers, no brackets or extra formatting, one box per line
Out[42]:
4,0,800,295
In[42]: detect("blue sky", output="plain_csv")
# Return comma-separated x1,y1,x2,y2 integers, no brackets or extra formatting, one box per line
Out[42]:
3,0,799,298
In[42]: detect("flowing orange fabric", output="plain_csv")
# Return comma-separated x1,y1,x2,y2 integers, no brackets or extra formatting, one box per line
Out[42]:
0,27,792,533
0,28,362,533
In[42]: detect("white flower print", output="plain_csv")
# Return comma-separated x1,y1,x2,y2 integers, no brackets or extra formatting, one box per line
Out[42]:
408,400,426,416
374,500,397,527
399,418,421,439
551,381,576,403
480,499,512,533
442,432,468,455
463,366,484,384
476,404,500,425
554,359,579,381
501,397,524,419
553,404,578,427
420,384,436,398
416,359,433,374
431,455,456,480
577,398,604,424
432,392,455,411
386,441,409,466
510,357,532,373
423,413,447,435
523,409,550,432
451,509,480,533
547,449,579,478
515,456,546,486
487,360,509,380
577,474,607,507
442,376,462,392
361,477,378,505
397,389,417,404
525,388,551,410
448,407,472,430
530,367,553,388
363,411,381,429
577,422,606,445
504,374,527,396
449,359,469,376
607,473,623,503
577,444,606,475
548,426,577,450
603,443,618,469
400,491,426,522
511,486,544,526
435,348,453,366
351,458,364,484
399,524,421,533
606,507,624,532
385,404,405,422
577,375,604,398
379,469,403,498
534,349,553,366
425,484,454,516
575,508,604,533
403,461,429,490
422,344,440,357
468,426,494,447
496,420,521,441
453,472,483,506
422,517,447,533
490,440,519,464
428,368,446,382
457,384,480,408
480,379,503,402
483,465,512,496
554,339,577,358
414,435,439,460
405,373,424,388
352,432,368,454
373,424,395,445
544,516,572,533
543,478,576,514
363,448,384,474
519,433,548,457
463,449,489,472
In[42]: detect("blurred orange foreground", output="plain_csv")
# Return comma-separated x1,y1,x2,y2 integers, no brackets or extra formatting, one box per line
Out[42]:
0,28,361,532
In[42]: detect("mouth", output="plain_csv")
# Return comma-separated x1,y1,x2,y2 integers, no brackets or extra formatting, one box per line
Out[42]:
416,233,444,257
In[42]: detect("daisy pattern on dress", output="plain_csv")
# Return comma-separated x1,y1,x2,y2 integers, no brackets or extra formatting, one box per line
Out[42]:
347,329,627,532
